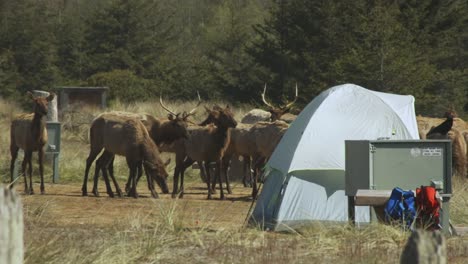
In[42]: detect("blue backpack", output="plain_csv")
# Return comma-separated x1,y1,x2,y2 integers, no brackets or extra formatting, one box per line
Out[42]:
384,187,416,228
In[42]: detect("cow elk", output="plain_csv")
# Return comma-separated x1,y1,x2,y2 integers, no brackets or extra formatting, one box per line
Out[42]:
83,115,171,198
10,91,55,194
83,93,201,197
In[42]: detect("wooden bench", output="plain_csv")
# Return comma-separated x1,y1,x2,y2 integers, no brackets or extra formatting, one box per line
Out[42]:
348,189,393,225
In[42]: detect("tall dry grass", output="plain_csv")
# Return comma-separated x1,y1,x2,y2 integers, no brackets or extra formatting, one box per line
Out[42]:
1,97,468,263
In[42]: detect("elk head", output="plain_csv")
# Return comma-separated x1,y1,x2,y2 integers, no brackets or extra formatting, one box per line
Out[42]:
160,91,201,139
203,105,238,129
262,83,298,121
143,159,170,194
28,91,55,116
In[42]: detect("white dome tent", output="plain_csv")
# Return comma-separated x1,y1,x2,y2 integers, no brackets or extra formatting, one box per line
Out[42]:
249,83,420,231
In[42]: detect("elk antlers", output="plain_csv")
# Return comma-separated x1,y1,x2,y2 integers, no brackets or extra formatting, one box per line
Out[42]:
160,92,177,116
160,91,202,119
186,91,202,116
262,83,299,110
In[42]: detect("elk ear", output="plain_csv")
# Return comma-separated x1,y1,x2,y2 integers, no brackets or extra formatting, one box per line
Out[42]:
225,104,230,110
27,91,34,100
46,92,55,102
164,158,171,167
167,114,174,120
204,106,211,113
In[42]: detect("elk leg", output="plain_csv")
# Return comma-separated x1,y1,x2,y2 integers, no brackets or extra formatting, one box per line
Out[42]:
92,152,105,197
252,156,266,199
107,155,122,197
198,160,207,183
38,148,45,194
204,162,212,200
105,152,122,197
99,152,115,198
127,162,144,195
127,160,139,198
101,162,114,198
172,165,180,198
21,152,30,194
172,152,183,198
83,147,102,196
210,162,217,193
243,156,252,188
222,156,232,194
125,170,131,194
10,144,19,183
216,161,225,200
179,157,195,198
27,152,34,195
146,166,158,199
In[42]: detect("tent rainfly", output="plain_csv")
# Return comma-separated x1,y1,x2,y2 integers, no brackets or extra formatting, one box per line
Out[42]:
249,83,420,231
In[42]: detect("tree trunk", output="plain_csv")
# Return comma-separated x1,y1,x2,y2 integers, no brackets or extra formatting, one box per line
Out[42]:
0,187,24,264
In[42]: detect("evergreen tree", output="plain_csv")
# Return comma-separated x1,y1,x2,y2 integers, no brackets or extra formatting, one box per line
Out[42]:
0,0,59,96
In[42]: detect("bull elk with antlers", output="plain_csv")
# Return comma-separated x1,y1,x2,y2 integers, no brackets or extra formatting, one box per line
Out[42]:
171,105,238,199
241,84,299,124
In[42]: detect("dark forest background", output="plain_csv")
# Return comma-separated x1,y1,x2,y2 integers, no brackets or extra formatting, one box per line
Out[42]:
0,0,466,116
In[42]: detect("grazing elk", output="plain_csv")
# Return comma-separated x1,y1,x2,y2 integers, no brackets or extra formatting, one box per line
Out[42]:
83,114,170,198
83,94,200,197
171,105,238,199
10,91,55,194
241,84,298,124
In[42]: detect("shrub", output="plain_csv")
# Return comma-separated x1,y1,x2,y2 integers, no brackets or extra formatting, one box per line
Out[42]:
86,69,156,103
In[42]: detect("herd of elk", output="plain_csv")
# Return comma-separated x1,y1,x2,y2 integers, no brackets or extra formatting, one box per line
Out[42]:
82,93,201,198
9,86,296,199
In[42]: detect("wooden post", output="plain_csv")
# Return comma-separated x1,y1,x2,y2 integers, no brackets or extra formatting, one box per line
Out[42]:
348,195,355,226
400,230,446,264
0,187,24,264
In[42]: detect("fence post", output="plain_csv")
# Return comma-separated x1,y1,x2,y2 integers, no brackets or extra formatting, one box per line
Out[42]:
400,229,446,264
0,187,24,264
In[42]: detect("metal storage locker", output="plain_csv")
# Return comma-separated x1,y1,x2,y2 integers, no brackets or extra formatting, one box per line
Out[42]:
345,140,452,233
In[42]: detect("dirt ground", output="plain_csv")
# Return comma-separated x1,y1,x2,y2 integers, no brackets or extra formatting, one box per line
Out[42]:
18,181,255,230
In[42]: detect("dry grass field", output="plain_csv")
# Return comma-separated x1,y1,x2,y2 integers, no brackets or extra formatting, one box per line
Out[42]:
1,97,468,263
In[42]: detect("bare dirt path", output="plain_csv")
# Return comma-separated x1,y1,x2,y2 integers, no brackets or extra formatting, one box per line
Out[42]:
18,181,255,230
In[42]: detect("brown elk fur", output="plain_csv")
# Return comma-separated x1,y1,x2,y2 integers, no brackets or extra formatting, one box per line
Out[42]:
417,115,468,139
245,121,288,197
172,105,238,199
223,124,256,189
90,94,200,196
421,115,468,178
221,120,289,197
88,111,190,196
10,91,55,194
82,113,170,198
448,129,467,178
